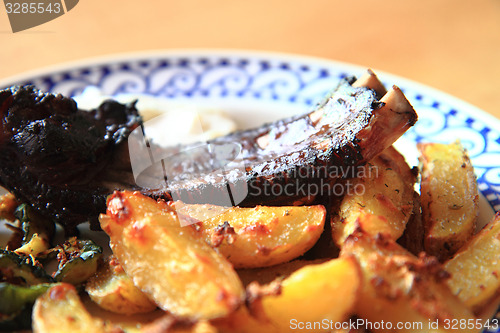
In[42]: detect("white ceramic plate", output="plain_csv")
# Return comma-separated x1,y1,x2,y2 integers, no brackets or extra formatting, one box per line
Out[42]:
0,50,499,331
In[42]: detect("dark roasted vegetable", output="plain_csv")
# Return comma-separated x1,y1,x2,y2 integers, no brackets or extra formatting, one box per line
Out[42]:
0,249,53,286
0,86,142,234
0,282,51,331
15,203,55,244
0,237,101,330
0,250,54,331
53,238,102,285
13,203,55,257
0,282,50,314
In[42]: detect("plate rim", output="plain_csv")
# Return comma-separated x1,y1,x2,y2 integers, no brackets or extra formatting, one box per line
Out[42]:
0,48,499,128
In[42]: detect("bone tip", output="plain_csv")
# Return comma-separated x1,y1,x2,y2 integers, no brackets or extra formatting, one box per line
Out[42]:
391,85,402,93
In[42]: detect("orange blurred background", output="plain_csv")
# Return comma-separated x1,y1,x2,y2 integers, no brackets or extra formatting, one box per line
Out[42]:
1,0,499,118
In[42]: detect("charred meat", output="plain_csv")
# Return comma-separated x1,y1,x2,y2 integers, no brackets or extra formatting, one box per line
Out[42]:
141,72,417,207
0,86,141,233
0,71,417,233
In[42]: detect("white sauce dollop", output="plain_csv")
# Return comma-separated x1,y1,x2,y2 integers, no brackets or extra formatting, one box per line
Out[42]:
73,87,238,146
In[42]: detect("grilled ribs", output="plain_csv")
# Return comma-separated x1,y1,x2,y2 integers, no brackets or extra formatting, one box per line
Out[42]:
0,71,417,233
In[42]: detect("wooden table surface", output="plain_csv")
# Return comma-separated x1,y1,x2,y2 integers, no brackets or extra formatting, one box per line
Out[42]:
1,0,499,119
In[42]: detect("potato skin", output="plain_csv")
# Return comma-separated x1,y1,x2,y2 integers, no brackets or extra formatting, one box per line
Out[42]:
173,202,325,268
331,146,416,246
33,283,107,333
214,257,361,333
33,283,161,333
397,191,425,256
341,231,476,333
99,191,245,320
85,256,157,315
444,212,500,315
260,256,360,331
418,141,479,261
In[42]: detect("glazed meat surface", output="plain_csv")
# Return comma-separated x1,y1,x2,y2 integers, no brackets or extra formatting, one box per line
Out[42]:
141,76,417,207
0,73,417,233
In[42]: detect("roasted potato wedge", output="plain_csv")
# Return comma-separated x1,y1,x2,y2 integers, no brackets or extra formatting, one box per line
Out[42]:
85,256,157,315
418,141,479,261
0,192,18,222
33,283,162,333
215,257,361,333
99,191,244,320
172,202,325,268
444,212,500,314
332,146,416,246
397,191,425,255
33,283,107,333
341,231,477,332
